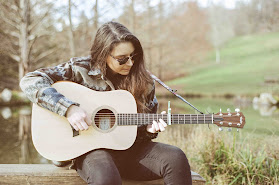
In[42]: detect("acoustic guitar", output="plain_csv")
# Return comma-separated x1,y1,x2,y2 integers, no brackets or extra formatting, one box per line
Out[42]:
31,81,246,161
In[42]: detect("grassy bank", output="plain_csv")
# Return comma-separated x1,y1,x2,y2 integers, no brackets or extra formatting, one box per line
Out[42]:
156,125,279,185
166,32,279,97
155,97,279,184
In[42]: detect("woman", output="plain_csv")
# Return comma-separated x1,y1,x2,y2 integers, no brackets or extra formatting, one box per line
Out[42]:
20,21,192,185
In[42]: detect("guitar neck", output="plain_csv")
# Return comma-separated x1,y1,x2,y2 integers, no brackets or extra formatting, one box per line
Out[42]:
117,113,214,125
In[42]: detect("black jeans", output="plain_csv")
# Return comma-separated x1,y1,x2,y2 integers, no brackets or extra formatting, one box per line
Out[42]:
75,142,192,185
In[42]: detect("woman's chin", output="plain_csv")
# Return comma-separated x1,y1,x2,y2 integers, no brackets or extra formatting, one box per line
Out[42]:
119,70,130,75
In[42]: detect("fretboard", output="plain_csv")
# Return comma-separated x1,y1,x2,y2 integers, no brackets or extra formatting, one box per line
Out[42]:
117,113,214,125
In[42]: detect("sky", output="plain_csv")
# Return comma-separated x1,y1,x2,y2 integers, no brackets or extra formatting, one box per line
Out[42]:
56,0,244,27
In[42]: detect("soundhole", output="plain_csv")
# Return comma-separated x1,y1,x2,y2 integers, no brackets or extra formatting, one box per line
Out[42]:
94,109,115,131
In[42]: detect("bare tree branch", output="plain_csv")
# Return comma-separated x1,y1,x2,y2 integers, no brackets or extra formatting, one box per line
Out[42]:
8,53,21,62
32,47,57,64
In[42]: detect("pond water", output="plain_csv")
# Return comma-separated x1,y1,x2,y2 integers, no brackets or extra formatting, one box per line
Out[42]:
1,97,278,164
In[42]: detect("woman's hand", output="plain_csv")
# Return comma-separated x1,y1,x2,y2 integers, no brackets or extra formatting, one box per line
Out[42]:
66,105,92,131
146,111,168,133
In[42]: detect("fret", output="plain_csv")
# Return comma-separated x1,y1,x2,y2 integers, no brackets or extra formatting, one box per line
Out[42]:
157,114,158,122
137,113,138,125
178,114,179,124
204,114,205,124
118,114,120,125
184,114,185,124
123,114,125,125
190,114,192,124
123,114,127,125
197,114,198,124
180,115,183,123
143,114,146,124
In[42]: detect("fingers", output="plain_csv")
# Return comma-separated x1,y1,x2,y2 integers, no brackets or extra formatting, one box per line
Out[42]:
80,120,89,130
159,118,168,127
146,119,167,133
72,124,79,131
152,120,160,133
158,119,167,131
67,109,91,131
75,122,85,131
85,115,92,126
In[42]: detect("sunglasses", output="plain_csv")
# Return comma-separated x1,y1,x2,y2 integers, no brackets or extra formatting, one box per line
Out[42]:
109,53,138,65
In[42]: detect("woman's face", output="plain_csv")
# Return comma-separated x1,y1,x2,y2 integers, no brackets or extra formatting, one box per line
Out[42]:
106,41,135,76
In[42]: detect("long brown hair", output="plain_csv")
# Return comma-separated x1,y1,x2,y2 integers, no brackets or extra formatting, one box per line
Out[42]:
90,21,153,113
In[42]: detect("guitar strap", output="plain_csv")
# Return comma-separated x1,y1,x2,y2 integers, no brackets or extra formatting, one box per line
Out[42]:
149,72,204,114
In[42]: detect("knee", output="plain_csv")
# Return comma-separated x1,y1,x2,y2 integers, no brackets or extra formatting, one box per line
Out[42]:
79,150,122,185
163,146,190,169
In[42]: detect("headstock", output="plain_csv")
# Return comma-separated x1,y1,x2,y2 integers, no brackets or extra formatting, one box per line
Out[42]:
213,108,246,131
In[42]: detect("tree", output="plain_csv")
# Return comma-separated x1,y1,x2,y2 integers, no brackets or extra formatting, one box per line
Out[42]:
207,3,235,63
0,0,57,82
68,0,76,57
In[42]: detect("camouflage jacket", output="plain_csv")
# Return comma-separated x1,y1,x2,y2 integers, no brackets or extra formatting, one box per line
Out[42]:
20,55,158,142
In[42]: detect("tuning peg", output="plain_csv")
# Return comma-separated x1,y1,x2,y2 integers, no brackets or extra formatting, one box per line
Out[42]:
227,128,232,132
218,127,223,131
235,108,240,116
227,108,232,116
237,128,239,132
219,108,223,116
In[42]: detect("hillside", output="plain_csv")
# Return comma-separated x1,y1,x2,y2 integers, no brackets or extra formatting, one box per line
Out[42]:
167,32,279,97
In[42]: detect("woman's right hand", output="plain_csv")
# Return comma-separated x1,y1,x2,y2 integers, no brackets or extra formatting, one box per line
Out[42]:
66,105,92,131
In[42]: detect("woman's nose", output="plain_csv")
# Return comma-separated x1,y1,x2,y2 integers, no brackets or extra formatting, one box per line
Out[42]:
126,58,133,66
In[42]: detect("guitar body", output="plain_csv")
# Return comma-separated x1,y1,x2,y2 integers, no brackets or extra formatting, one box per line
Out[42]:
32,81,138,161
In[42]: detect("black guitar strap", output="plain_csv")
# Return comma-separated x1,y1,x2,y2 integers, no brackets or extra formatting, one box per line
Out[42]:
149,72,204,114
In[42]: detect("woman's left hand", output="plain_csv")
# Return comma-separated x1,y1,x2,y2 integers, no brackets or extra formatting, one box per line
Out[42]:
146,111,168,133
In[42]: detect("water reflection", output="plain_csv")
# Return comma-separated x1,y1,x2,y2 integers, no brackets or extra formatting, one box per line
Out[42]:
0,106,50,164
1,107,12,119
253,104,277,116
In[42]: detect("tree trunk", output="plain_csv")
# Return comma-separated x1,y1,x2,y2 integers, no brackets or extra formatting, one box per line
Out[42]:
130,0,136,33
68,0,76,57
147,1,152,71
19,0,31,80
158,0,163,79
93,0,98,31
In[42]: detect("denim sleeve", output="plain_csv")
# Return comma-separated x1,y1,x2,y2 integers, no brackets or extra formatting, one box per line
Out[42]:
136,82,159,142
19,61,79,117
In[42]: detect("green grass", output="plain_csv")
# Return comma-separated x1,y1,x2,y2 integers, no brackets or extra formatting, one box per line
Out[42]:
156,97,279,184
168,32,279,96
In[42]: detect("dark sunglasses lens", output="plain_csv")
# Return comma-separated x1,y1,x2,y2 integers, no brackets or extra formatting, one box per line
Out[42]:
119,58,129,65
